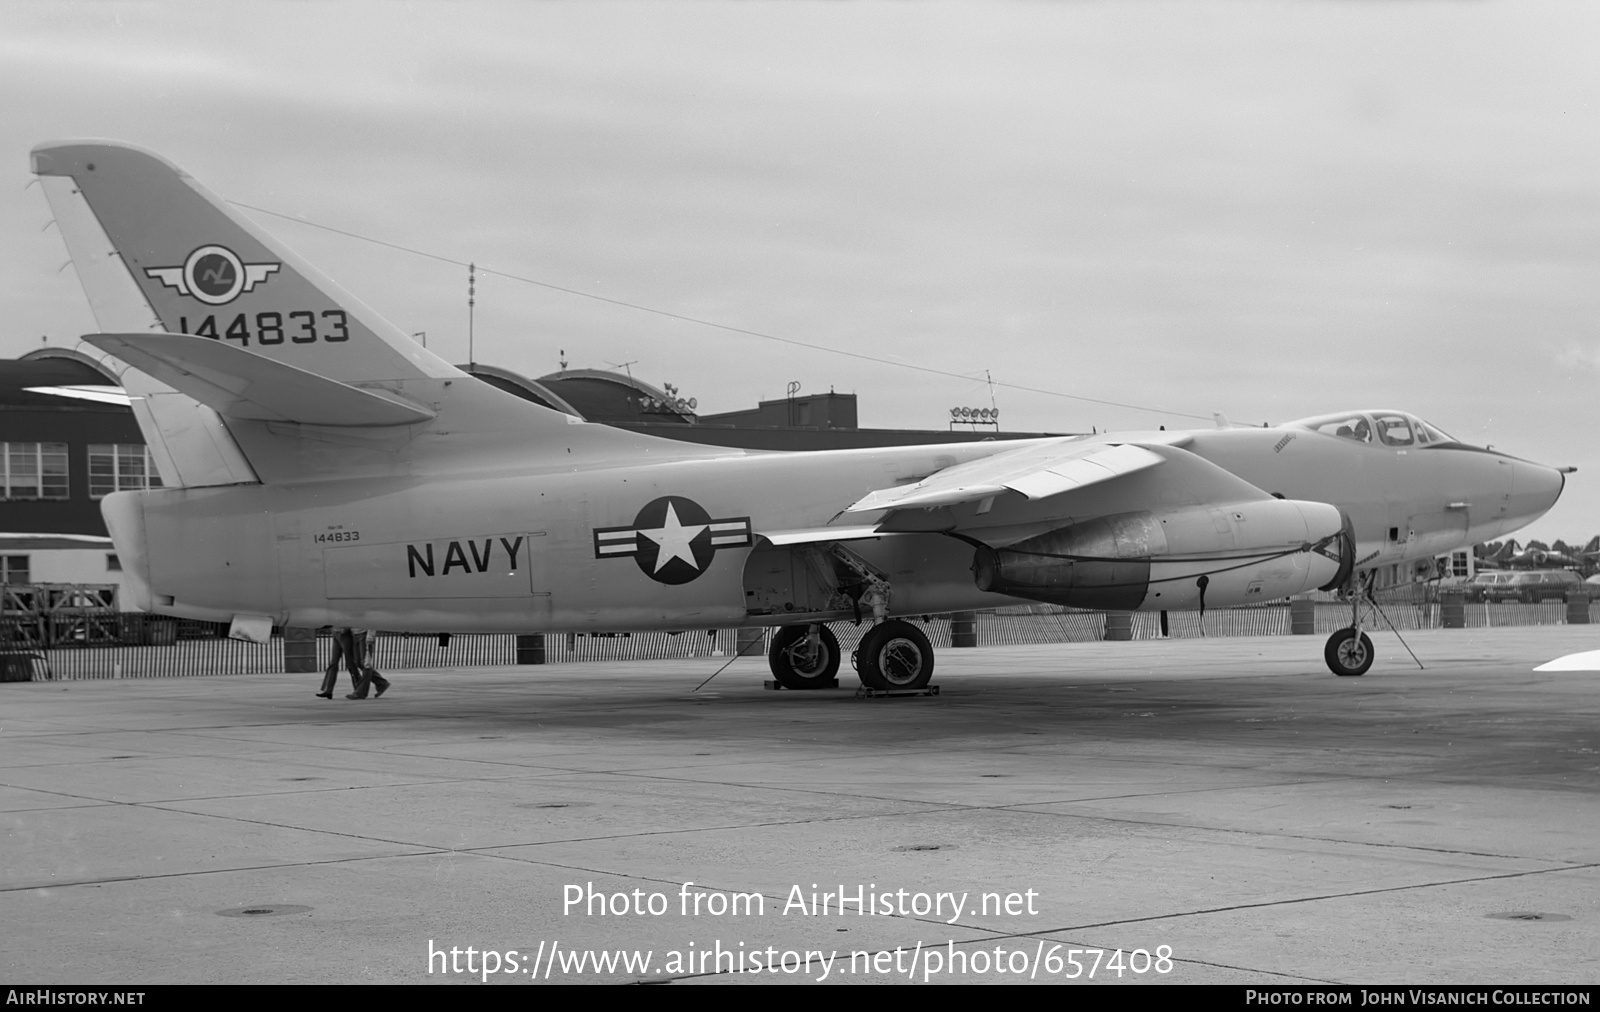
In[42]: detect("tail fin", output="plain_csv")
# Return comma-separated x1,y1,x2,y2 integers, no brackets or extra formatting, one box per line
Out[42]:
34,148,257,487
31,141,455,385
32,140,722,484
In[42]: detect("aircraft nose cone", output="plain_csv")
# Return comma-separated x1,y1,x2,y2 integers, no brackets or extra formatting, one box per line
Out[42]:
1511,461,1566,527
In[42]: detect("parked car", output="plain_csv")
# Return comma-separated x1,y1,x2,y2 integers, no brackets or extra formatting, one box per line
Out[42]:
1463,571,1517,602
1484,569,1582,603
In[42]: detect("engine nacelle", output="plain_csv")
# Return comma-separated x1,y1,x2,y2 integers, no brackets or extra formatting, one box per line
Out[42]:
972,499,1349,611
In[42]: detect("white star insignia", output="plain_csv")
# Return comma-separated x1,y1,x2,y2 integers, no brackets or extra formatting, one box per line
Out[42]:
635,501,708,573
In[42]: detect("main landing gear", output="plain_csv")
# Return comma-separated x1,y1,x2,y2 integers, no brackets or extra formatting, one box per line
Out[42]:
767,624,841,689
766,548,938,692
853,619,935,691
766,619,936,691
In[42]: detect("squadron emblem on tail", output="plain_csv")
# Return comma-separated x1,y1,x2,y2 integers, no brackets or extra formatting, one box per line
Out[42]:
145,244,281,305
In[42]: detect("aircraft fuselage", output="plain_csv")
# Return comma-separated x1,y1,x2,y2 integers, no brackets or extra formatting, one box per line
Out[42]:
103,416,1563,632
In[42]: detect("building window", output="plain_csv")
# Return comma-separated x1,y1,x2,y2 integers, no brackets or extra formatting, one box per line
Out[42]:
88,444,163,499
107,554,122,572
1,556,29,584
1,443,69,500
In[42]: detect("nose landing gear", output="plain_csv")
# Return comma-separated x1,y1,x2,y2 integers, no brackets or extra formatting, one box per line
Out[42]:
1325,570,1376,676
1324,627,1374,676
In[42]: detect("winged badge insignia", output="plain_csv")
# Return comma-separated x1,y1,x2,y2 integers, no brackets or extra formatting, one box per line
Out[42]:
144,245,281,306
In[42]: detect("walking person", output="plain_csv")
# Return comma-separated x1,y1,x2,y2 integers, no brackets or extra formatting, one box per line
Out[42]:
346,628,391,699
316,627,362,698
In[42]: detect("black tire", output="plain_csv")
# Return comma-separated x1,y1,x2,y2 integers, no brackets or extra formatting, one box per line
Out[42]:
767,624,840,689
856,620,935,690
1324,628,1374,676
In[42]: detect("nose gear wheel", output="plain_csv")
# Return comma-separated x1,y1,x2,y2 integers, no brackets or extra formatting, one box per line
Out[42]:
1325,627,1374,677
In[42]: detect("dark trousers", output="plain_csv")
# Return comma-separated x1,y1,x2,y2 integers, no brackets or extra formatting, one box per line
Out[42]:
318,629,363,694
347,633,389,698
352,667,390,698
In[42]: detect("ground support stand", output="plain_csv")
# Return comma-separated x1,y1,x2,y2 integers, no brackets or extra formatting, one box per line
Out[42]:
853,685,940,699
763,678,840,690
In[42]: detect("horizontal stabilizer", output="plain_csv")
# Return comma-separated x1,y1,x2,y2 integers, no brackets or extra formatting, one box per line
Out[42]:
848,440,1166,512
83,333,436,427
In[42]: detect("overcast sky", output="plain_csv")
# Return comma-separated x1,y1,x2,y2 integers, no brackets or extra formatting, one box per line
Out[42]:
3,1,1596,543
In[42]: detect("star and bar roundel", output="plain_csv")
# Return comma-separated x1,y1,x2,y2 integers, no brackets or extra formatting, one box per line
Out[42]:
593,496,753,585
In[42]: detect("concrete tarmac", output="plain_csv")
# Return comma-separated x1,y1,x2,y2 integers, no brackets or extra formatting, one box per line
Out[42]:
3,625,1598,986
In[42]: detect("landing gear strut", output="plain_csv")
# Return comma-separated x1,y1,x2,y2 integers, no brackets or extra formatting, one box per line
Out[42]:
853,619,935,690
1324,571,1375,676
792,546,937,691
767,624,841,689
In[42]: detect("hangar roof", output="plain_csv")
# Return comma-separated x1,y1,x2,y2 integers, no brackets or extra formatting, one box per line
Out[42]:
459,363,581,416
535,369,694,424
1,349,123,410
460,365,695,424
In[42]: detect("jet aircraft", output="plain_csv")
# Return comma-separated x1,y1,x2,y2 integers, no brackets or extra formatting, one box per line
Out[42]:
1477,537,1597,571
30,141,1569,683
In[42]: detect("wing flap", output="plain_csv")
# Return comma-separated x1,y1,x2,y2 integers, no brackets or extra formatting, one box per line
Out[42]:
83,332,436,427
756,525,886,546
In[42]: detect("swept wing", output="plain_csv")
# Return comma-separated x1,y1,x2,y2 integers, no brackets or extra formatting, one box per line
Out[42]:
847,439,1168,512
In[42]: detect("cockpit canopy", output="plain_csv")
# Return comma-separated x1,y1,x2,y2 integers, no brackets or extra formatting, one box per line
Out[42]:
1289,410,1455,448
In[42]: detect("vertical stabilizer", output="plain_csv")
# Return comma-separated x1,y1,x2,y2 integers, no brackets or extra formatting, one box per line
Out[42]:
31,141,458,386
37,171,256,487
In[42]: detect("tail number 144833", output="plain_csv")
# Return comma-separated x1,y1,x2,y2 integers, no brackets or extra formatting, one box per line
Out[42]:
179,310,349,346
